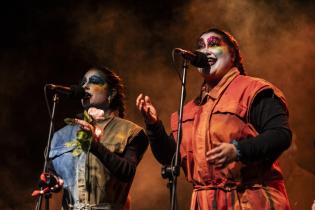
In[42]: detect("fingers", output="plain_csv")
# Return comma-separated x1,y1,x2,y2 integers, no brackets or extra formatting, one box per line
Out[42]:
136,93,144,108
136,93,151,113
73,118,94,131
206,143,225,167
206,142,237,169
136,93,158,124
206,142,222,156
58,178,64,186
136,93,147,112
207,151,224,164
144,95,151,104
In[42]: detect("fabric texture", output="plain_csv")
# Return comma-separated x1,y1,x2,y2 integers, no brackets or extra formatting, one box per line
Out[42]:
149,67,291,210
49,116,147,210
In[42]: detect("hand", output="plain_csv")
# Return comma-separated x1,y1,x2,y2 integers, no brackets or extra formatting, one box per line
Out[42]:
73,118,102,142
32,173,64,197
136,93,158,124
206,142,237,169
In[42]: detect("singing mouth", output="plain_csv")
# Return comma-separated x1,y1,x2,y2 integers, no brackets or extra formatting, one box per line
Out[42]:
83,92,92,100
207,56,217,66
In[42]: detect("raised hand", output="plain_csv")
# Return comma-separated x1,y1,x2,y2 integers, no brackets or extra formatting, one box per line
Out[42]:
136,93,158,124
72,118,103,142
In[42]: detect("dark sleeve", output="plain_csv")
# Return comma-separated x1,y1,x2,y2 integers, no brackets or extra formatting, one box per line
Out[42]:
89,130,148,182
237,89,292,164
146,120,176,165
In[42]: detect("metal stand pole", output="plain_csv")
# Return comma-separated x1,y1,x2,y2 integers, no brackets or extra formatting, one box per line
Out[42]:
162,59,188,210
35,93,59,210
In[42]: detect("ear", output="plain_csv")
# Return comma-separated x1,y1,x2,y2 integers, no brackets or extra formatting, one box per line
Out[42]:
110,88,117,99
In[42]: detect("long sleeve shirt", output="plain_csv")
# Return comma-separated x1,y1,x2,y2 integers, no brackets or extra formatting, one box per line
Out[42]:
146,89,291,165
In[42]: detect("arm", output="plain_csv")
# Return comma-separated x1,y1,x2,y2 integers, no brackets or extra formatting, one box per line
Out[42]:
146,120,176,165
90,130,148,182
136,94,176,165
207,89,292,168
238,89,292,164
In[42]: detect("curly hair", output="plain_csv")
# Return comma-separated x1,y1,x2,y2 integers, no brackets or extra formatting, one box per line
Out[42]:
88,66,126,118
199,28,245,75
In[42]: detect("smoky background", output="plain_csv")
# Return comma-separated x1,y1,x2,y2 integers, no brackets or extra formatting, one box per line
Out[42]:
0,0,314,209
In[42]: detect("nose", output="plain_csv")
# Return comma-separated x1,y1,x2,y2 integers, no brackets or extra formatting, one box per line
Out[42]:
82,82,89,90
197,48,208,54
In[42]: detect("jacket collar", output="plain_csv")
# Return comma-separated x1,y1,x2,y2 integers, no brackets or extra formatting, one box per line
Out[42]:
204,67,240,100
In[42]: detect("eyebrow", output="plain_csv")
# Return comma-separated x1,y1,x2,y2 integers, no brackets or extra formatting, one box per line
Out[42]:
207,36,221,44
89,75,106,84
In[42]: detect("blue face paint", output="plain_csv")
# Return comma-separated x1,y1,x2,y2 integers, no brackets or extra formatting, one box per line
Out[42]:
81,70,109,110
80,74,106,86
89,75,105,85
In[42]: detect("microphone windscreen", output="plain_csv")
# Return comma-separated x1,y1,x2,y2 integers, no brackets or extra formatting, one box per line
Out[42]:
191,51,210,68
69,85,85,99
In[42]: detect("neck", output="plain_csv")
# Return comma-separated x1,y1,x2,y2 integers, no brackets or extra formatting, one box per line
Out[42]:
204,79,220,90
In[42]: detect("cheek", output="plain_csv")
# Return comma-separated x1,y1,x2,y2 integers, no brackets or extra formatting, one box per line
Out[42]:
91,86,107,97
212,47,225,57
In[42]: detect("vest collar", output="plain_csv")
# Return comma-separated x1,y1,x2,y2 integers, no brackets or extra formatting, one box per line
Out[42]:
205,67,240,100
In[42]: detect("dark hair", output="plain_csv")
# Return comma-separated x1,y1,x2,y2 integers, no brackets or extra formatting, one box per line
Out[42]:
200,28,245,75
89,66,126,118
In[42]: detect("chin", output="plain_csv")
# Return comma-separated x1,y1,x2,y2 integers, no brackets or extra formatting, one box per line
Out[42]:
198,67,211,75
81,103,91,110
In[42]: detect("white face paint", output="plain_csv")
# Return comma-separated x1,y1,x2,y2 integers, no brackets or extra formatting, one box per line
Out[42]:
80,70,109,109
196,32,234,82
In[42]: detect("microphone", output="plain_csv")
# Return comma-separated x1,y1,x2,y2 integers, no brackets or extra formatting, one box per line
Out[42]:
174,48,210,68
46,84,86,99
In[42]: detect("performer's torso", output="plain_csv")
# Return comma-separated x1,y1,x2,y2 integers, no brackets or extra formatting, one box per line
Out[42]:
49,116,142,210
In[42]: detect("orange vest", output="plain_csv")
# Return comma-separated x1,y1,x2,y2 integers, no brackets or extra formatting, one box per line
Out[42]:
170,68,288,191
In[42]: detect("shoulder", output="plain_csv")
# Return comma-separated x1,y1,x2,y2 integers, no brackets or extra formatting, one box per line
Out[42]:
232,75,276,90
110,117,144,131
107,117,145,141
51,125,80,147
230,75,286,100
227,75,288,118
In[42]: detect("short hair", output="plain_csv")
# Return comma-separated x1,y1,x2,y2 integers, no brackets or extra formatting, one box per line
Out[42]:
199,28,245,75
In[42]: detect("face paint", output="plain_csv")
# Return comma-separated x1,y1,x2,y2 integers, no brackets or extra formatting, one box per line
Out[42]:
196,32,234,82
80,75,105,86
207,36,221,47
81,70,110,110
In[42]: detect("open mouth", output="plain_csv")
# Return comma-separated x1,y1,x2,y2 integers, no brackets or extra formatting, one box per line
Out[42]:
208,57,217,66
83,92,92,101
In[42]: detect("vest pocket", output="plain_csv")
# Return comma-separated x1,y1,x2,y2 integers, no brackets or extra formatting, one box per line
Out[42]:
213,100,247,120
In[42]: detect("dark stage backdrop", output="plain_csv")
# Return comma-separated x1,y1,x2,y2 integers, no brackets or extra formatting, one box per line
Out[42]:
0,0,314,209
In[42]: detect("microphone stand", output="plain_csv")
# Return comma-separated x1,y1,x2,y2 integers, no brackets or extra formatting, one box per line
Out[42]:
35,93,59,210
162,58,188,210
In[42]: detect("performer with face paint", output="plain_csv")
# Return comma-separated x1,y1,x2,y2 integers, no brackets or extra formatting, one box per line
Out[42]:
41,67,148,210
136,28,291,210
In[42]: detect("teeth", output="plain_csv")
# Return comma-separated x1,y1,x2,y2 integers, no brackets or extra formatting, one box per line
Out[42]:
207,58,217,66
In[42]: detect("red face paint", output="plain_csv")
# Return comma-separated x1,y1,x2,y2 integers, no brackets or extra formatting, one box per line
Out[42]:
207,36,221,47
